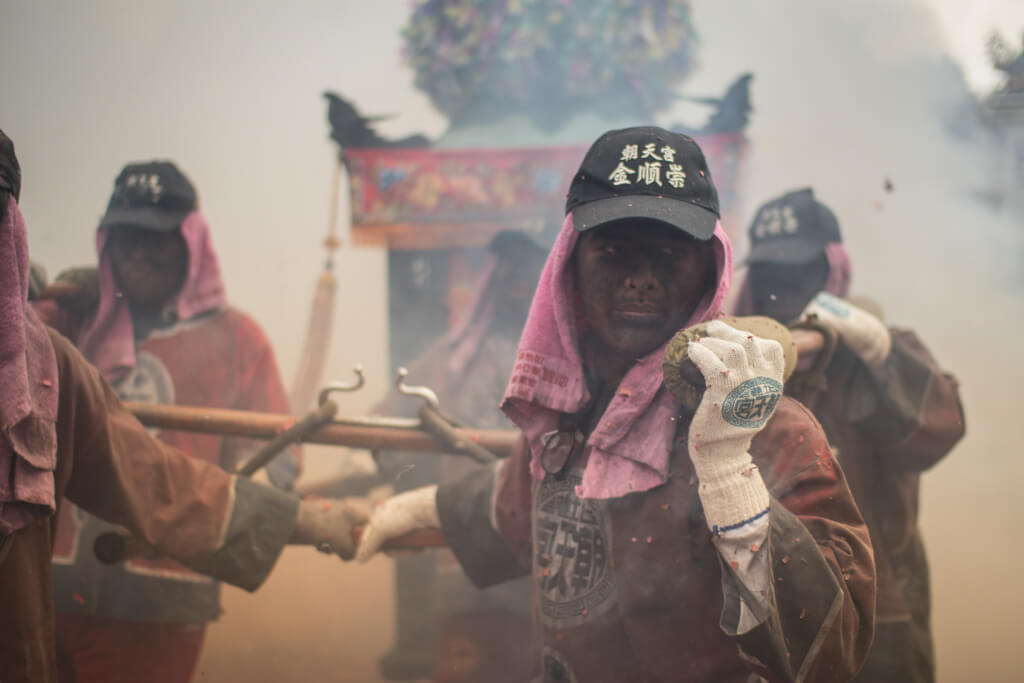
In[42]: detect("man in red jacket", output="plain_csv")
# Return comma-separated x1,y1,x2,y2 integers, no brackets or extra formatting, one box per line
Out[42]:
356,127,877,681
36,160,302,683
0,128,363,683
735,188,965,682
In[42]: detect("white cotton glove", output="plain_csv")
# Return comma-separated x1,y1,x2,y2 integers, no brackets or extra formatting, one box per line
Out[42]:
801,292,891,368
355,485,441,563
687,320,784,533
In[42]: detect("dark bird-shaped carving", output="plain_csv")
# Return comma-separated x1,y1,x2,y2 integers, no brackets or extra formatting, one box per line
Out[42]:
670,73,754,135
323,92,431,149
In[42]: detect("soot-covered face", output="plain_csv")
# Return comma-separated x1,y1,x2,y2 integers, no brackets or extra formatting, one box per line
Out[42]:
108,225,189,310
748,253,830,324
574,219,716,364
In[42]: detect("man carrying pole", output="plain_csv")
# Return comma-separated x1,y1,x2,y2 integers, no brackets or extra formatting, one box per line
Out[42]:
0,127,365,683
36,159,301,683
355,127,877,681
734,188,965,682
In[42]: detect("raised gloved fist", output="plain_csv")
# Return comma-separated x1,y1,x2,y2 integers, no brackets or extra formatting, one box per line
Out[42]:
290,497,370,561
801,292,890,368
686,320,781,532
355,485,440,563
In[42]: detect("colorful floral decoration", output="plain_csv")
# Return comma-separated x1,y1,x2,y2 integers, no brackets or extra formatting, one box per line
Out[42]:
402,0,699,130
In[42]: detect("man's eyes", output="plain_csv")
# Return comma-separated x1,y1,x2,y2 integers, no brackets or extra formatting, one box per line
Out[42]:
593,241,693,261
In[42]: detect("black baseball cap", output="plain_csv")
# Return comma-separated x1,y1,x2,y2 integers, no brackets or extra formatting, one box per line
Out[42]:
746,188,841,264
566,126,720,240
99,161,197,232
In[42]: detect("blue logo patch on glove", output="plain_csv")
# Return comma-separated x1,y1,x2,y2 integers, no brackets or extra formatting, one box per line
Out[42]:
722,377,783,428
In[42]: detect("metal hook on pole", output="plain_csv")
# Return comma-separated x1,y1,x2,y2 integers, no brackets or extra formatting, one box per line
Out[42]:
394,367,441,411
396,367,496,464
317,365,366,406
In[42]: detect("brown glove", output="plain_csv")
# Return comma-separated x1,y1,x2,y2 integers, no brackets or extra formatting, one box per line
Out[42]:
53,266,101,318
290,497,370,561
27,261,48,301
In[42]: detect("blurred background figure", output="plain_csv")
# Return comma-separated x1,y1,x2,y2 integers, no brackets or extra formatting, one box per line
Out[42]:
734,188,966,682
313,230,547,682
0,128,361,683
35,161,301,683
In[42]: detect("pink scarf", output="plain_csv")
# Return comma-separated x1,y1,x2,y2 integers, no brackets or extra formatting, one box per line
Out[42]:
76,211,227,383
501,213,733,499
0,197,58,533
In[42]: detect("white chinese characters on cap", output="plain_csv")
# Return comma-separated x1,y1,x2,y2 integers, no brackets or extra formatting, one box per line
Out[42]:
667,164,686,188
637,161,662,186
123,173,164,204
609,143,680,188
609,162,636,186
752,204,799,239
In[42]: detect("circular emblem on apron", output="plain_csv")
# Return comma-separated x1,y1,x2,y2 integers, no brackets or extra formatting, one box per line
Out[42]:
112,351,175,406
534,473,616,628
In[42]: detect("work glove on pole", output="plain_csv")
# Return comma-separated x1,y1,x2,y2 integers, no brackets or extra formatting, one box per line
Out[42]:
801,292,891,368
355,484,441,562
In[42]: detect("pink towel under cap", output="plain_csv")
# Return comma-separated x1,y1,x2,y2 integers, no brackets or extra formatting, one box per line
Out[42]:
0,197,58,534
76,210,227,383
501,212,733,499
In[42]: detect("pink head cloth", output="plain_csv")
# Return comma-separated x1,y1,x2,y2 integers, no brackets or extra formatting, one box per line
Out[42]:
76,210,227,383
822,242,852,298
501,213,733,499
0,197,58,533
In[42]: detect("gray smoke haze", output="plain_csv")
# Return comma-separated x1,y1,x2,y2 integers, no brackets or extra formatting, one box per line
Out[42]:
2,1,1021,680
682,3,1022,680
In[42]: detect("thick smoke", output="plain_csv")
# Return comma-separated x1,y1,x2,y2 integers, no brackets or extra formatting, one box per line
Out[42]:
2,0,1020,680
679,2,1021,679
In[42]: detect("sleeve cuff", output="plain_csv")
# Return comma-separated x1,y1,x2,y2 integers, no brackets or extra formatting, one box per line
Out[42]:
184,476,299,592
698,464,771,534
437,463,529,588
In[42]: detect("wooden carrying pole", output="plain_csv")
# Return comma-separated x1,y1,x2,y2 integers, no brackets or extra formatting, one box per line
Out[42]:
120,328,827,553
125,402,520,456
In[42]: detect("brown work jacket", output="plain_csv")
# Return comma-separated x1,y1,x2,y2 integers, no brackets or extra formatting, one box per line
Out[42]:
0,330,298,683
